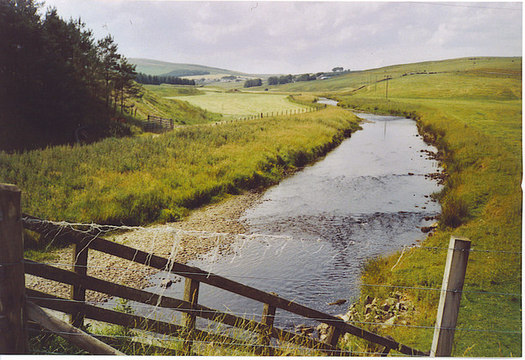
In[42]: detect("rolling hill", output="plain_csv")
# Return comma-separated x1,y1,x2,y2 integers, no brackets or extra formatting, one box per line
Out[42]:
129,58,250,77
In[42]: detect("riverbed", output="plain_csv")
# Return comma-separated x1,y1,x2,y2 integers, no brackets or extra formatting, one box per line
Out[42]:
139,112,442,330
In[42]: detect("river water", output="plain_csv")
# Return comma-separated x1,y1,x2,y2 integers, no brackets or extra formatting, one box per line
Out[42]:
139,111,442,330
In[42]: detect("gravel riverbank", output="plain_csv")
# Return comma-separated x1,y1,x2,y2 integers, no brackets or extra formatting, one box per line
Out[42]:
25,190,264,303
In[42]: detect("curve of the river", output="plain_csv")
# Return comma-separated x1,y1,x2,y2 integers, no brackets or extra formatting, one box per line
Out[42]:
143,111,442,330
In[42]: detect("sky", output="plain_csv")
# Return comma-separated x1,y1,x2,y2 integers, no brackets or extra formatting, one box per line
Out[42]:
40,1,522,74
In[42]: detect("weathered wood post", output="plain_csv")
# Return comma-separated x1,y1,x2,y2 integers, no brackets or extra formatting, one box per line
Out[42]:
0,184,27,353
259,294,277,356
323,325,342,356
70,239,88,328
430,236,471,357
182,278,200,355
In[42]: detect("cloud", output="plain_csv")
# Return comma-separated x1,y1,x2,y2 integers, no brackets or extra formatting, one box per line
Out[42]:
41,1,522,74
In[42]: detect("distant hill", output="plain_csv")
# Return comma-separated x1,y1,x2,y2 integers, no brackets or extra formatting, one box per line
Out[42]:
263,56,522,92
129,58,250,77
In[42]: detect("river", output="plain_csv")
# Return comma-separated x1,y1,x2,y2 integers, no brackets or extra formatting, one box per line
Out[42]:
141,110,442,330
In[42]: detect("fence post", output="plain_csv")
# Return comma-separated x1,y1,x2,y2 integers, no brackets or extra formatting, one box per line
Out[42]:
430,236,471,357
0,184,27,354
259,295,277,356
70,240,88,328
182,278,200,355
323,325,342,356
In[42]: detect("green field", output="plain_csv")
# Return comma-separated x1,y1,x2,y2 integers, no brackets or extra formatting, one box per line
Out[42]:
249,56,522,94
332,57,521,357
128,85,221,125
162,90,310,118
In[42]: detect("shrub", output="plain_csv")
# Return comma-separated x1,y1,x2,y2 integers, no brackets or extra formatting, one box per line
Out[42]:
440,196,469,228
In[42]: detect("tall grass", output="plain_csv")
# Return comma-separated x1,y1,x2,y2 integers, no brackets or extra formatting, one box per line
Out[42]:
1,107,360,229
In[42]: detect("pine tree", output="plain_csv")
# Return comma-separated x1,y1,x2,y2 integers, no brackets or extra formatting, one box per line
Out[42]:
97,35,121,111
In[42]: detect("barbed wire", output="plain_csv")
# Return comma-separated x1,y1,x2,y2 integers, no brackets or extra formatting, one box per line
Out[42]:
23,216,522,354
22,216,293,241
359,283,522,297
29,327,420,356
413,245,522,255
26,295,522,334
23,216,522,256
25,259,522,298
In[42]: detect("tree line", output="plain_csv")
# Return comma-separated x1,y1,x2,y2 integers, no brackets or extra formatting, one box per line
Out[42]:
245,68,350,88
135,73,196,86
243,78,262,88
0,0,140,151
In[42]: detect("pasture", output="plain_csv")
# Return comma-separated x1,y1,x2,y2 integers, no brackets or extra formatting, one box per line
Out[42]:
164,90,309,118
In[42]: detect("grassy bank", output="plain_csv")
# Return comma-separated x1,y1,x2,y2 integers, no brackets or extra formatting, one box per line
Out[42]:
1,107,360,231
335,58,521,356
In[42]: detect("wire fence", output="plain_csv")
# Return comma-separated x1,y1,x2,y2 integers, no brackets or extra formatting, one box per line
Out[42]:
28,327,417,357
25,293,521,335
22,217,522,356
25,259,522,298
23,216,522,255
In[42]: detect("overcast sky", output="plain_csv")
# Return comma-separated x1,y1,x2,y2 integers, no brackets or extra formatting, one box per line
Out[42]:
40,1,522,74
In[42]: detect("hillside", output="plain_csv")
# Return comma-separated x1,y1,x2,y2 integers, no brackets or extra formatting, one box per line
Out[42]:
257,56,522,93
130,58,250,77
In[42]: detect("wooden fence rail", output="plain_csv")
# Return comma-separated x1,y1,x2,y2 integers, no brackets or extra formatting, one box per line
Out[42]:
0,183,440,356
144,115,174,133
21,214,428,356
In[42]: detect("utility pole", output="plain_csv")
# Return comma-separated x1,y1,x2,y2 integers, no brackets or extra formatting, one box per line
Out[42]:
385,75,391,100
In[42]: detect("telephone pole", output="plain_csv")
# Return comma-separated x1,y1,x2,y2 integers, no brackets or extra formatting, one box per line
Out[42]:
385,75,392,100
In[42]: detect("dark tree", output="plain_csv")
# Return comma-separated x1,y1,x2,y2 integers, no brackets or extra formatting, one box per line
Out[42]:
278,75,293,84
268,76,279,85
295,73,316,82
244,78,262,88
0,0,142,151
97,35,121,109
135,72,195,86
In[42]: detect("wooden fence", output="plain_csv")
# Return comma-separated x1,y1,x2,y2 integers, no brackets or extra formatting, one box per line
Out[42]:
0,184,469,356
237,104,327,122
144,115,174,133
